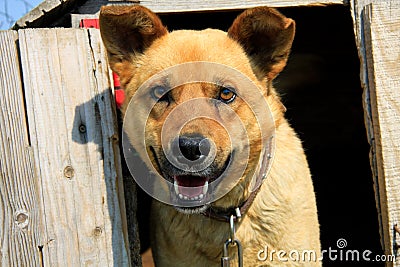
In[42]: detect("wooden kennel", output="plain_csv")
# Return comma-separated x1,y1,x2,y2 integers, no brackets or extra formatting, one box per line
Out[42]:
0,0,399,266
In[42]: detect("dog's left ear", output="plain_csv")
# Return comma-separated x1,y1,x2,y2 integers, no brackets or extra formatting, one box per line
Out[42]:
228,7,295,81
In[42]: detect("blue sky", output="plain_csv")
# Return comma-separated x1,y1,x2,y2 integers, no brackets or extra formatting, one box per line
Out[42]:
0,0,42,29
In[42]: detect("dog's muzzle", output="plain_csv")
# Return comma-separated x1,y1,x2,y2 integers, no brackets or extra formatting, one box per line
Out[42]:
169,135,213,202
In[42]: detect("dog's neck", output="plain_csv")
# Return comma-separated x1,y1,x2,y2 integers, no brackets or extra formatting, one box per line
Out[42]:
201,186,262,222
202,139,273,222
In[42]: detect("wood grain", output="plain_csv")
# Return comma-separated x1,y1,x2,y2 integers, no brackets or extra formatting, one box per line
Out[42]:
18,28,129,266
15,0,346,28
15,0,68,28
0,31,42,266
79,0,346,14
362,2,400,265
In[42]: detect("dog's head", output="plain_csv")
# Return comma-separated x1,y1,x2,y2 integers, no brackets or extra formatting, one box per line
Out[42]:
100,6,295,213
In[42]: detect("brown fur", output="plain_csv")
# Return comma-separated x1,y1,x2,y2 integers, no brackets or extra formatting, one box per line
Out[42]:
100,5,321,266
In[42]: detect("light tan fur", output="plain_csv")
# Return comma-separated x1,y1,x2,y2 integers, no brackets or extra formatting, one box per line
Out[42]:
100,5,321,266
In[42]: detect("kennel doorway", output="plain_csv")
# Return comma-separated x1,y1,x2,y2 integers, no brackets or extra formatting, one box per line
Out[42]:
139,3,394,267
7,0,399,266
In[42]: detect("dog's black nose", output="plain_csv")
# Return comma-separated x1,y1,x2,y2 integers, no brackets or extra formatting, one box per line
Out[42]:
176,135,211,162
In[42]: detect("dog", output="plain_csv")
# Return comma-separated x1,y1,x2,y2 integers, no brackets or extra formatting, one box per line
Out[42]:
100,5,321,266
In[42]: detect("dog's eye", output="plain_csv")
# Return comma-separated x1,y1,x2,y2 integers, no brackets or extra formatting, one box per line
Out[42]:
151,86,169,102
218,87,236,103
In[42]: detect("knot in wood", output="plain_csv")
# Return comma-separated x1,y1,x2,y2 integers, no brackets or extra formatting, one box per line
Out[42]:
64,166,75,179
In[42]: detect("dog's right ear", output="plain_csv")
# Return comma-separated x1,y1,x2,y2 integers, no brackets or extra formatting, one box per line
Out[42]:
99,5,167,84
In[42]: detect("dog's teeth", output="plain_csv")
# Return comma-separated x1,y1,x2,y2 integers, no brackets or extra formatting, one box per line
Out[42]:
194,196,199,200
174,181,179,195
179,194,183,199
199,194,204,199
184,196,188,200
203,181,209,195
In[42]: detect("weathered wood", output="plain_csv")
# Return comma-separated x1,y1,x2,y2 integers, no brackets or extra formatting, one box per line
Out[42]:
361,2,400,265
14,0,75,29
0,31,42,266
78,0,346,14
349,3,380,240
15,0,347,28
18,28,130,266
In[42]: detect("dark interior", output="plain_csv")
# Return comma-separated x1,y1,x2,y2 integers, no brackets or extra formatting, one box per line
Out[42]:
136,5,383,266
277,5,382,266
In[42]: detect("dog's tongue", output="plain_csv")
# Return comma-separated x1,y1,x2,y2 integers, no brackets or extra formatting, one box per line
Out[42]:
175,176,207,198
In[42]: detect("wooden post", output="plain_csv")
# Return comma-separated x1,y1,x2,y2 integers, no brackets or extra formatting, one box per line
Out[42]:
351,1,400,265
0,28,131,266
18,28,130,266
363,3,400,265
0,30,43,267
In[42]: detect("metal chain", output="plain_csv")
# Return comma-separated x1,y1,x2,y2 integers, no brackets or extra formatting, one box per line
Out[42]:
221,211,243,267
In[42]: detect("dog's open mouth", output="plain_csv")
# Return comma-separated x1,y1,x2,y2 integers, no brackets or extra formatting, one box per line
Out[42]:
173,175,209,201
170,175,217,211
169,153,232,209
171,175,212,214
150,145,232,212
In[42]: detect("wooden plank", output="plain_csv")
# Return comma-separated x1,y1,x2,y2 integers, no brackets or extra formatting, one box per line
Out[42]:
350,0,400,264
78,0,346,14
362,2,400,265
14,0,347,28
18,28,129,266
136,0,346,11
14,0,73,28
0,31,42,266
349,0,382,254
